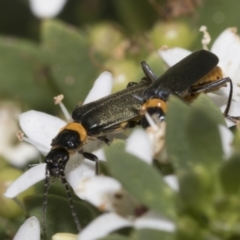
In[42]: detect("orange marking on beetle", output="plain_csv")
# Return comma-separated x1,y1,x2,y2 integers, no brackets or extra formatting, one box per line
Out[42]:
194,66,223,86
141,99,167,114
61,122,87,142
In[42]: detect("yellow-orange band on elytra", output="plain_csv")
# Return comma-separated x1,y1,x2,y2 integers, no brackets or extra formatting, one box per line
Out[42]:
196,66,223,85
141,99,167,114
61,122,87,142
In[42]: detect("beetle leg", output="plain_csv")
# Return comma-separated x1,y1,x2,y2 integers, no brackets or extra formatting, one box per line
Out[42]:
97,136,111,145
188,77,239,122
141,61,158,82
81,151,99,175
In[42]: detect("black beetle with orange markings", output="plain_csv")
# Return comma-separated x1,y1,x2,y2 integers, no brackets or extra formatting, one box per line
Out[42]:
138,50,234,127
42,74,154,237
42,49,236,238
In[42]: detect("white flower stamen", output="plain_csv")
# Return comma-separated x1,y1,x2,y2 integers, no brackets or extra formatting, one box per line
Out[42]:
54,94,72,122
144,112,159,131
199,25,211,50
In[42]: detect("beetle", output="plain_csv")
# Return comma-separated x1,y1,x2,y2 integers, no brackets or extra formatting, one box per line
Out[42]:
42,75,154,237
45,76,153,176
138,50,234,127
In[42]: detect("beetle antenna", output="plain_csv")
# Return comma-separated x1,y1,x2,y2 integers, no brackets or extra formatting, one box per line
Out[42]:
60,172,81,232
42,167,50,240
141,61,158,82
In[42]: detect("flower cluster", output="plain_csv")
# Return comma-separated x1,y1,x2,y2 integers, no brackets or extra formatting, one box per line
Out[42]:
7,27,240,240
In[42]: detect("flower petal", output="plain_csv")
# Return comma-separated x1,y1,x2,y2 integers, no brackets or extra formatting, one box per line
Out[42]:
5,164,46,198
210,28,240,101
163,175,179,191
66,147,106,190
83,72,113,104
126,128,153,164
66,158,95,190
74,176,121,211
211,28,240,84
159,47,191,67
134,210,176,232
13,216,40,240
29,0,67,18
19,110,66,152
2,143,39,167
78,212,132,240
81,139,106,159
92,148,106,161
218,125,233,159
207,93,228,108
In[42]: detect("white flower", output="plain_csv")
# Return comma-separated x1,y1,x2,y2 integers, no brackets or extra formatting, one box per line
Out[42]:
75,175,176,240
78,212,132,240
13,217,40,240
4,71,113,199
159,28,240,127
75,176,175,240
29,0,67,19
78,211,175,240
74,128,177,240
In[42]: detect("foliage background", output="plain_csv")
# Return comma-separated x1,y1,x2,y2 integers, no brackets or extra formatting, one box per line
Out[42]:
1,0,240,113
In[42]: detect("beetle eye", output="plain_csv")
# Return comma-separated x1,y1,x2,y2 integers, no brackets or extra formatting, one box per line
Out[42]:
52,129,81,149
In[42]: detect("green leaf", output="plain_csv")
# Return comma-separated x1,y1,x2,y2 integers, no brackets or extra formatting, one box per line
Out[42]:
166,95,224,213
166,94,224,170
0,38,55,111
131,229,175,240
184,95,224,209
177,170,213,212
233,128,240,153
186,96,223,168
220,153,240,194
41,20,99,108
177,215,203,240
191,94,225,126
24,194,99,240
105,145,175,219
166,95,191,170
